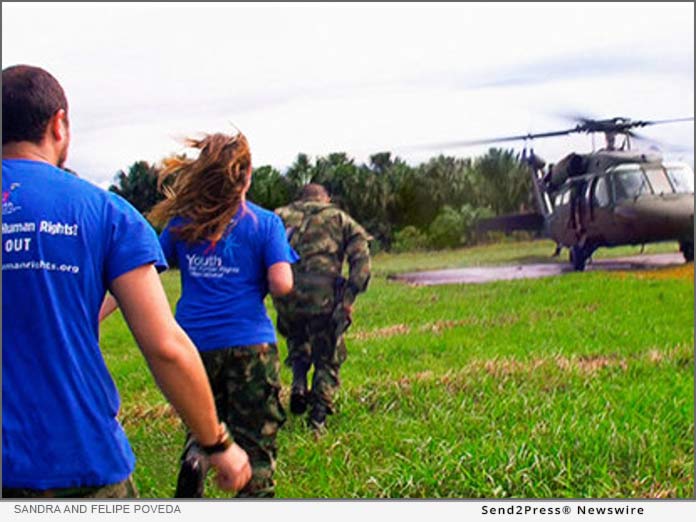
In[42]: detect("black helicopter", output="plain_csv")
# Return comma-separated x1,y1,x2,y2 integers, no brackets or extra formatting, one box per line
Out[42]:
426,116,694,270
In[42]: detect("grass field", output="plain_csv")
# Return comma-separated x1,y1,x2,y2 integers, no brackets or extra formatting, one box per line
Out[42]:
99,239,694,498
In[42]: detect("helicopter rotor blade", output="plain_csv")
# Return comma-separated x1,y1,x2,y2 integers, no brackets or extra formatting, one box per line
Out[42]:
552,114,693,133
552,110,598,125
628,130,693,153
406,115,693,153
409,127,578,151
634,116,695,128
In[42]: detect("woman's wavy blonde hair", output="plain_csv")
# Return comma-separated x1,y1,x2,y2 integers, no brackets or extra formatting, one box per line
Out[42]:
149,132,251,244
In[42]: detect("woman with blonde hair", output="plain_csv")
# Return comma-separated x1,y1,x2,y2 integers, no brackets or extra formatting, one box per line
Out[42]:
150,132,297,498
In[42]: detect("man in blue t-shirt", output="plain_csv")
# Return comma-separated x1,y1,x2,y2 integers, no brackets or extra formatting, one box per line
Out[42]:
2,64,252,497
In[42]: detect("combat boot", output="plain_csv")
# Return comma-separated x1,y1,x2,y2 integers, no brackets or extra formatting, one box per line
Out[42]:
174,438,209,498
290,361,309,415
290,388,308,415
307,404,328,433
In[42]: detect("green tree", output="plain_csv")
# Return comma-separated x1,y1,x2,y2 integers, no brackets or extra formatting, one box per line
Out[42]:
419,155,475,210
426,204,493,249
285,153,314,198
471,148,533,215
109,160,162,215
427,205,466,249
369,151,394,175
311,152,357,209
264,146,536,251
248,165,293,210
391,225,428,253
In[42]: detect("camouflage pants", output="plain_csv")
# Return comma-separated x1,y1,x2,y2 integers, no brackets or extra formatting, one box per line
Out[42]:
2,476,138,498
194,343,286,498
277,313,347,415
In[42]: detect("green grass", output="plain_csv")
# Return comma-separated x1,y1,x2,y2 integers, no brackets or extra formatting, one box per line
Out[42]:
100,239,694,498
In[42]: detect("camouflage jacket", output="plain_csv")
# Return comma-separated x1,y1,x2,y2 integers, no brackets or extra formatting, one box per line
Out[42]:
275,200,371,308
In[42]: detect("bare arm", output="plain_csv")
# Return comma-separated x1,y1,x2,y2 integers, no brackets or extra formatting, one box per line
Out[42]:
109,264,251,491
98,293,119,322
268,261,293,297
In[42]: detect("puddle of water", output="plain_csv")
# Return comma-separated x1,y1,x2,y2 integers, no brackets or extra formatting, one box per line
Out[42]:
392,253,687,286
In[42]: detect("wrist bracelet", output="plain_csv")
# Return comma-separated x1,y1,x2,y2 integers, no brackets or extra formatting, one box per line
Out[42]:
200,422,233,456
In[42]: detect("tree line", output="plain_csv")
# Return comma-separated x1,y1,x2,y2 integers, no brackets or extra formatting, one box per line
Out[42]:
108,148,535,252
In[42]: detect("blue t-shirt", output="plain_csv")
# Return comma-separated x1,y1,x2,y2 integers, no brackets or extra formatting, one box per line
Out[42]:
2,159,167,490
160,201,298,351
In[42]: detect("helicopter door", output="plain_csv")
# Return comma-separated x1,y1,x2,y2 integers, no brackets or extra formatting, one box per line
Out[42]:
584,175,618,244
548,186,577,246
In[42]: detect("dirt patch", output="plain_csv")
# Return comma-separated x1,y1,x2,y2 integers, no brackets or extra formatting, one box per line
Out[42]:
350,316,519,341
554,355,628,374
353,346,685,404
121,403,179,428
633,482,678,499
478,354,629,376
350,324,412,341
419,320,470,334
396,348,679,388
527,304,600,324
418,316,519,333
647,349,664,363
394,370,435,392
479,357,543,377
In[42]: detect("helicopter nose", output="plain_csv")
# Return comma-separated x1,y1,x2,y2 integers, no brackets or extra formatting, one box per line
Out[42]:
623,200,694,240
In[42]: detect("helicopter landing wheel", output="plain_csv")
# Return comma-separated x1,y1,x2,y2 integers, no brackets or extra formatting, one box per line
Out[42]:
569,245,588,271
680,241,694,263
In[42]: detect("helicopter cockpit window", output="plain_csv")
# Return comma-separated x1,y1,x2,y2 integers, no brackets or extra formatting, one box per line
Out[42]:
592,176,610,207
613,166,652,201
665,165,695,194
643,167,674,195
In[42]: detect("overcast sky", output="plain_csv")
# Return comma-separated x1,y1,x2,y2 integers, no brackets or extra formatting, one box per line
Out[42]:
3,2,694,187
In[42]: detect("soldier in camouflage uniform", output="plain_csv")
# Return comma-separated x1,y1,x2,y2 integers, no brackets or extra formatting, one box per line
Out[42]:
274,184,371,431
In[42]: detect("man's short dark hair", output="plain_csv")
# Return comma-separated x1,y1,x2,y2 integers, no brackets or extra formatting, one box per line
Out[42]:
300,183,329,202
2,65,68,145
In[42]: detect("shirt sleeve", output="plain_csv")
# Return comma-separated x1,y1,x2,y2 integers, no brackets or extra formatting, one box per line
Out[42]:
158,222,179,268
104,193,168,283
264,213,300,268
343,214,372,303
